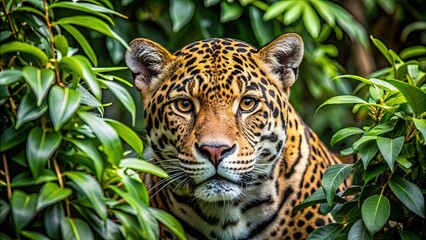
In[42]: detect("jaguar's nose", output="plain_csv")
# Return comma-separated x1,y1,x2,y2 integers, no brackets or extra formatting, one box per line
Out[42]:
196,144,236,167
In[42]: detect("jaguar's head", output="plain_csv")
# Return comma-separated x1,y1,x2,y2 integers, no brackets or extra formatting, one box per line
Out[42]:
126,34,303,203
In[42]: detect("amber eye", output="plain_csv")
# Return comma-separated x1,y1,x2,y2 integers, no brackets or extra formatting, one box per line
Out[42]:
239,97,258,112
175,99,193,113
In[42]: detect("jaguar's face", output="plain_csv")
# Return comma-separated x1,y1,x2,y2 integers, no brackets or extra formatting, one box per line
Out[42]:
126,34,304,202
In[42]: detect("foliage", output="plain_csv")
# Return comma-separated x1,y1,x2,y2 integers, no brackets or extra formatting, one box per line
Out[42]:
295,37,426,238
0,1,184,239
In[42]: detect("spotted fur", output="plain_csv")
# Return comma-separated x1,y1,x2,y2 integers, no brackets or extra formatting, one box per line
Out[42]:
125,33,342,240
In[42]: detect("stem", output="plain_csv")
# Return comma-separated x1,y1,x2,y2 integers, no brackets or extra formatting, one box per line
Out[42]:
1,0,17,39
53,155,71,216
2,154,12,200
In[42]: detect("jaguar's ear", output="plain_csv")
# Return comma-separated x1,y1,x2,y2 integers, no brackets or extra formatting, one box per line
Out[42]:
258,33,304,90
125,39,175,99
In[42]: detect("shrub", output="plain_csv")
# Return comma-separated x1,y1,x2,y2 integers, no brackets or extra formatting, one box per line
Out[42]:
294,37,426,239
0,1,184,239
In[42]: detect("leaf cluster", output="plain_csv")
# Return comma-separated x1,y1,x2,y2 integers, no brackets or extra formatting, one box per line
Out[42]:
0,1,184,239
295,37,426,239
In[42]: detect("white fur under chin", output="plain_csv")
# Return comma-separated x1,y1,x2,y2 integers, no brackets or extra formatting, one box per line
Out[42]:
194,178,242,202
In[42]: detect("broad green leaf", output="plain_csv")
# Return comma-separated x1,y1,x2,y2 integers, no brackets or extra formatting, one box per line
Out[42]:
306,223,343,240
371,37,394,65
149,208,186,240
311,0,335,26
387,79,426,116
61,24,97,66
105,119,143,156
170,0,195,32
0,125,32,151
120,173,149,205
66,139,104,180
398,228,421,240
359,140,379,168
0,31,12,41
322,164,353,206
377,136,404,170
49,86,81,131
365,122,395,136
37,182,72,211
413,118,426,141
11,190,38,233
0,199,9,224
44,203,64,239
15,92,48,129
61,217,94,240
352,136,377,150
76,84,103,112
388,176,425,218
249,6,274,46
54,16,128,48
22,66,55,106
27,127,62,177
78,111,122,166
54,35,68,56
332,75,398,93
361,194,390,234
204,0,220,7
0,70,22,85
20,231,50,240
302,2,320,38
283,2,302,25
119,158,168,178
50,2,126,23
263,1,292,20
64,171,107,220
400,46,426,60
331,127,364,146
396,156,412,169
316,95,367,116
60,56,101,99
292,187,325,214
101,80,135,126
0,41,48,65
220,1,243,23
348,220,372,240
11,170,57,187
112,210,144,239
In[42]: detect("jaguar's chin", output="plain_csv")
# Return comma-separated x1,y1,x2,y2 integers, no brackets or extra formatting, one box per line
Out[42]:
194,177,242,202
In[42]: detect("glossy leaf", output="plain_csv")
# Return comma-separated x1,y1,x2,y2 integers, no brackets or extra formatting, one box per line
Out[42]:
53,34,69,56
50,2,126,22
359,141,379,168
377,136,404,170
398,228,421,240
0,199,9,224
306,223,343,240
330,127,364,146
220,1,243,23
101,80,136,126
387,79,426,116
388,176,425,218
302,2,320,38
15,92,48,129
22,66,55,106
44,203,64,239
413,118,426,141
20,231,50,240
170,0,194,32
149,208,186,240
78,111,122,166
0,70,22,85
27,127,62,177
105,119,143,156
348,220,372,240
11,190,38,233
64,171,107,220
61,217,94,240
67,139,104,180
0,125,32,151
61,24,97,66
0,41,48,65
316,95,367,116
49,86,81,131
322,164,353,205
119,158,168,178
11,170,57,187
361,194,390,234
263,1,292,21
371,37,394,65
36,182,72,211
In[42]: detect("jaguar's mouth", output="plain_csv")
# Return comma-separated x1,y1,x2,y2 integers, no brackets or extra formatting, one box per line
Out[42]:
194,175,243,202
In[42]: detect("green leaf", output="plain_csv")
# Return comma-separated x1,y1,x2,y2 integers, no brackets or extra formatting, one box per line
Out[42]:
170,0,195,32
282,2,302,25
359,140,379,168
64,171,107,220
361,194,390,234
27,127,62,177
398,228,421,240
15,92,48,129
413,118,426,141
204,0,220,7
306,223,343,240
11,190,38,233
0,125,32,151
78,111,122,166
119,158,168,178
60,56,101,99
387,79,426,116
20,231,50,240
322,164,353,205
105,119,143,157
101,80,135,126
22,66,55,106
400,46,426,60
50,2,126,22
365,122,395,136
61,24,97,66
0,70,23,85
37,182,72,211
388,176,425,218
0,199,10,224
302,2,321,38
348,220,372,240
67,139,104,180
377,136,404,171
364,163,388,183
61,217,94,240
220,1,243,23
263,1,292,20
54,35,69,56
292,187,326,214
330,127,364,146
44,203,64,239
49,86,81,131
149,208,186,240
0,41,48,65
352,136,377,150
316,95,367,116
54,16,128,48
249,6,274,46
371,36,394,65
11,170,57,187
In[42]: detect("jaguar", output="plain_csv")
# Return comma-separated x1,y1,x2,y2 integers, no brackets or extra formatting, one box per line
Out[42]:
125,33,343,240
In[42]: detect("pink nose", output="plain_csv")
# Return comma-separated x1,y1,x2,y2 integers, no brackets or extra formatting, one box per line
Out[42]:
198,144,235,166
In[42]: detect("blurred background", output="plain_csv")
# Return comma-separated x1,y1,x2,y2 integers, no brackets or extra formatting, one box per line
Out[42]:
85,0,425,154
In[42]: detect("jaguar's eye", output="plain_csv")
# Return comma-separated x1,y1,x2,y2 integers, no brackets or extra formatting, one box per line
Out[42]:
175,99,193,113
239,97,258,112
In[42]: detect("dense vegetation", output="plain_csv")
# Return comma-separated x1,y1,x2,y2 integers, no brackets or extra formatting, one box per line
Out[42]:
1,0,425,239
